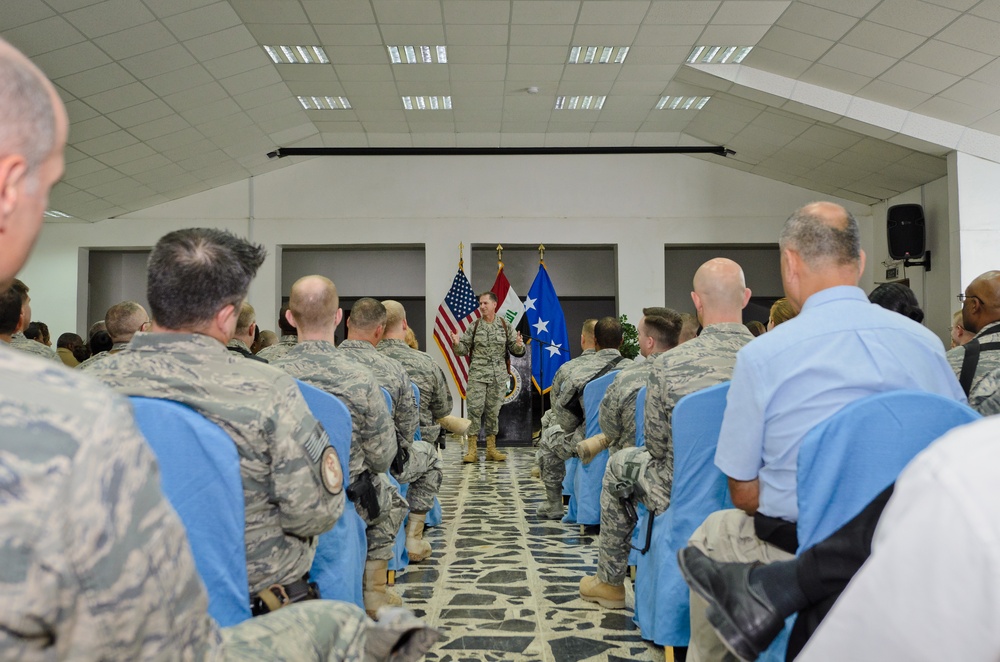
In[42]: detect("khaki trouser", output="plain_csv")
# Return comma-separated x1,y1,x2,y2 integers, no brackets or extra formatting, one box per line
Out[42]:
686,509,795,662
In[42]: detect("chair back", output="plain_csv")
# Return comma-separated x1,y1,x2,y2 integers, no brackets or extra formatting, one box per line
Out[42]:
378,386,410,572
297,380,366,608
635,382,732,646
411,382,422,440
628,385,649,567
634,385,646,447
572,370,620,525
130,397,251,626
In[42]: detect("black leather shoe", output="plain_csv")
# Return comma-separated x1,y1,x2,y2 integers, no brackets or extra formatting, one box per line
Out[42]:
677,547,785,662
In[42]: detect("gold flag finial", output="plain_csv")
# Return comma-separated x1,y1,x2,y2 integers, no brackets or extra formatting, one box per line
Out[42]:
496,243,504,268
538,243,546,262
459,242,464,270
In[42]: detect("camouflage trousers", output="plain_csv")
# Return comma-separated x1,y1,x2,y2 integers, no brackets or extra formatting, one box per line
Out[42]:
596,447,673,586
537,425,582,492
466,377,504,436
392,439,442,513
220,603,439,661
354,473,408,562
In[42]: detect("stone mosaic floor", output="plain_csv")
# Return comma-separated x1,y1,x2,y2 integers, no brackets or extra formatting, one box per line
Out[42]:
394,443,663,661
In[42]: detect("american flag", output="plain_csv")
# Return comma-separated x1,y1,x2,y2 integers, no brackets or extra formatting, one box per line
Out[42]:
433,267,481,399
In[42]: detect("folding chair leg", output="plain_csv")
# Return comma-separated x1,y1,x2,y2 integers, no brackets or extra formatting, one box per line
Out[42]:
387,569,396,586
665,646,675,662
629,565,637,581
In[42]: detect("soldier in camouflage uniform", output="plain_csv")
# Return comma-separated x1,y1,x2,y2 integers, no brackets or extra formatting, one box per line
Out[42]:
380,299,471,445
88,228,343,611
0,279,59,361
0,38,437,659
577,308,683,460
341,298,443,564
270,278,408,616
226,301,267,362
451,290,526,462
77,300,149,369
580,259,754,609
947,271,1000,398
257,304,298,361
536,316,632,518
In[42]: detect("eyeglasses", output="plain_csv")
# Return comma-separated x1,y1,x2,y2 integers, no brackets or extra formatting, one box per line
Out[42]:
957,293,983,304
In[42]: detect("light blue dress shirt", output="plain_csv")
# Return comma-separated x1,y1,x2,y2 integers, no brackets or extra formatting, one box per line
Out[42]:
715,285,966,521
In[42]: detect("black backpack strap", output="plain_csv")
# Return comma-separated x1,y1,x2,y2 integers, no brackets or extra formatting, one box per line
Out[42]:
468,318,481,357
959,339,981,396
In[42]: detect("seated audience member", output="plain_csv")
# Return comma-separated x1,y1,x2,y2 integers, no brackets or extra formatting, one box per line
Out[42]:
4,279,58,361
947,271,1000,398
257,329,278,352
257,305,298,361
87,319,106,344
0,36,434,661
536,316,631,519
686,202,964,661
868,282,923,322
56,332,85,367
341,298,443,564
270,276,406,616
88,330,113,356
404,327,419,349
580,264,752,609
951,309,974,348
679,312,700,342
744,320,766,337
766,297,796,329
86,228,344,614
24,320,49,345
78,300,150,369
226,301,266,363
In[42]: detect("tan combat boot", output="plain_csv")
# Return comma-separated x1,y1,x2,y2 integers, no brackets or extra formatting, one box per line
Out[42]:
536,485,564,519
579,574,626,609
405,512,432,562
462,435,478,463
485,434,507,461
364,559,403,618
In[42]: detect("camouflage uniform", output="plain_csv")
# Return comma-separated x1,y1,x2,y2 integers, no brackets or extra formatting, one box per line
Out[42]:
86,333,341,595
340,339,441,513
947,320,1000,399
596,323,753,586
0,346,435,661
453,317,526,437
378,337,453,442
599,351,665,454
257,334,297,362
9,331,58,361
537,348,632,490
271,340,405,561
76,341,129,370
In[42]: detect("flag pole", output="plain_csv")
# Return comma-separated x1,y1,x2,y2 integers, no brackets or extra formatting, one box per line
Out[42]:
496,243,503,270
459,241,465,419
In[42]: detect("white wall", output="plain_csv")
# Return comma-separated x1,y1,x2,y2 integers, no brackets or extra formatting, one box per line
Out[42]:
23,153,872,410
949,152,1000,292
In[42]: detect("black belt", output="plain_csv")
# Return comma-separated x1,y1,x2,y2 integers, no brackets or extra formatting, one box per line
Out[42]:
251,574,320,616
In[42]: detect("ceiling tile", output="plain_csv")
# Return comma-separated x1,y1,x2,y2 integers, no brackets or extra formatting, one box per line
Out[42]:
698,24,772,44
375,24,445,43
776,3,860,40
880,61,960,94
202,47,266,78
712,1,791,25
393,66,451,83
105,99,175,128
798,63,872,94
511,1,581,24
840,20,926,59
856,79,932,110
120,44,197,78
867,0,960,37
511,24,575,46
912,95,992,124
163,2,242,40
70,116,121,142
578,1,651,24
2,16,86,56
5,2,56,30
164,81,229,112
906,39,994,77
248,23,320,45
95,142,156,167
57,63,136,97
741,47,813,78
185,25,258,61
334,64,393,82
757,26,834,61
820,44,896,78
939,78,1000,110
372,0,443,24
446,24,510,45
229,0,309,23
443,1,510,24
127,114,191,140
634,24,704,47
34,42,112,79
936,15,1000,56
63,0,156,39
572,25,641,43
142,0,218,19
93,21,178,59
73,131,139,157
220,66,284,96
971,1,1000,21
143,64,214,96
83,82,157,113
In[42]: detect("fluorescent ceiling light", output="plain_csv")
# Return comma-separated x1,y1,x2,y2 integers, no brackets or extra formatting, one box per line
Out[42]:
388,45,448,64
568,46,629,64
686,45,753,65
554,95,606,110
44,210,71,218
297,96,352,110
656,96,711,110
402,96,452,110
263,45,329,64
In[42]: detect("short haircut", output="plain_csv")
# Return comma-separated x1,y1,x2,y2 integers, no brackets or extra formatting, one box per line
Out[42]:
23,321,42,341
89,330,113,354
679,313,700,341
0,47,56,176
258,330,278,348
869,282,924,324
594,316,623,349
235,302,256,334
745,320,766,337
88,320,106,342
769,298,796,327
382,299,406,331
146,228,266,330
0,279,27,335
779,204,861,268
57,332,83,350
349,297,387,331
288,278,338,330
105,301,147,341
581,318,597,338
277,305,297,335
478,291,498,304
641,306,682,348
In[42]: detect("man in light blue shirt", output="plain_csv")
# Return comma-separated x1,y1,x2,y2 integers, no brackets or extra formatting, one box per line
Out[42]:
686,201,965,662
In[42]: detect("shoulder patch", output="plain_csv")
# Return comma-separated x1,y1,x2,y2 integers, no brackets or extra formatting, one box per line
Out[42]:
320,446,343,495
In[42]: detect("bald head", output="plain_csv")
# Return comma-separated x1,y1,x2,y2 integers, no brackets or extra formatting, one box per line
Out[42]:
382,299,407,334
104,301,149,343
693,258,750,315
288,275,340,334
961,270,1000,333
780,202,861,269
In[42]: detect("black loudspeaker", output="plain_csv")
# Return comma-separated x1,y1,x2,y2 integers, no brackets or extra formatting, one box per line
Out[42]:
887,204,925,259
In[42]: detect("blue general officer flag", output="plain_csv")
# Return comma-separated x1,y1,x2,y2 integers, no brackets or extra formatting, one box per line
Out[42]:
525,262,570,394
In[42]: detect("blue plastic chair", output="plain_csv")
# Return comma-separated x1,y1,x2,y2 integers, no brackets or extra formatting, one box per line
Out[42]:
759,390,981,660
628,385,649,568
571,370,620,525
409,382,443,527
634,382,733,646
381,387,410,575
130,397,251,627
296,380,366,609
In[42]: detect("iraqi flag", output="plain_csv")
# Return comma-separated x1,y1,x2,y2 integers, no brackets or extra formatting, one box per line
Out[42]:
491,263,525,328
